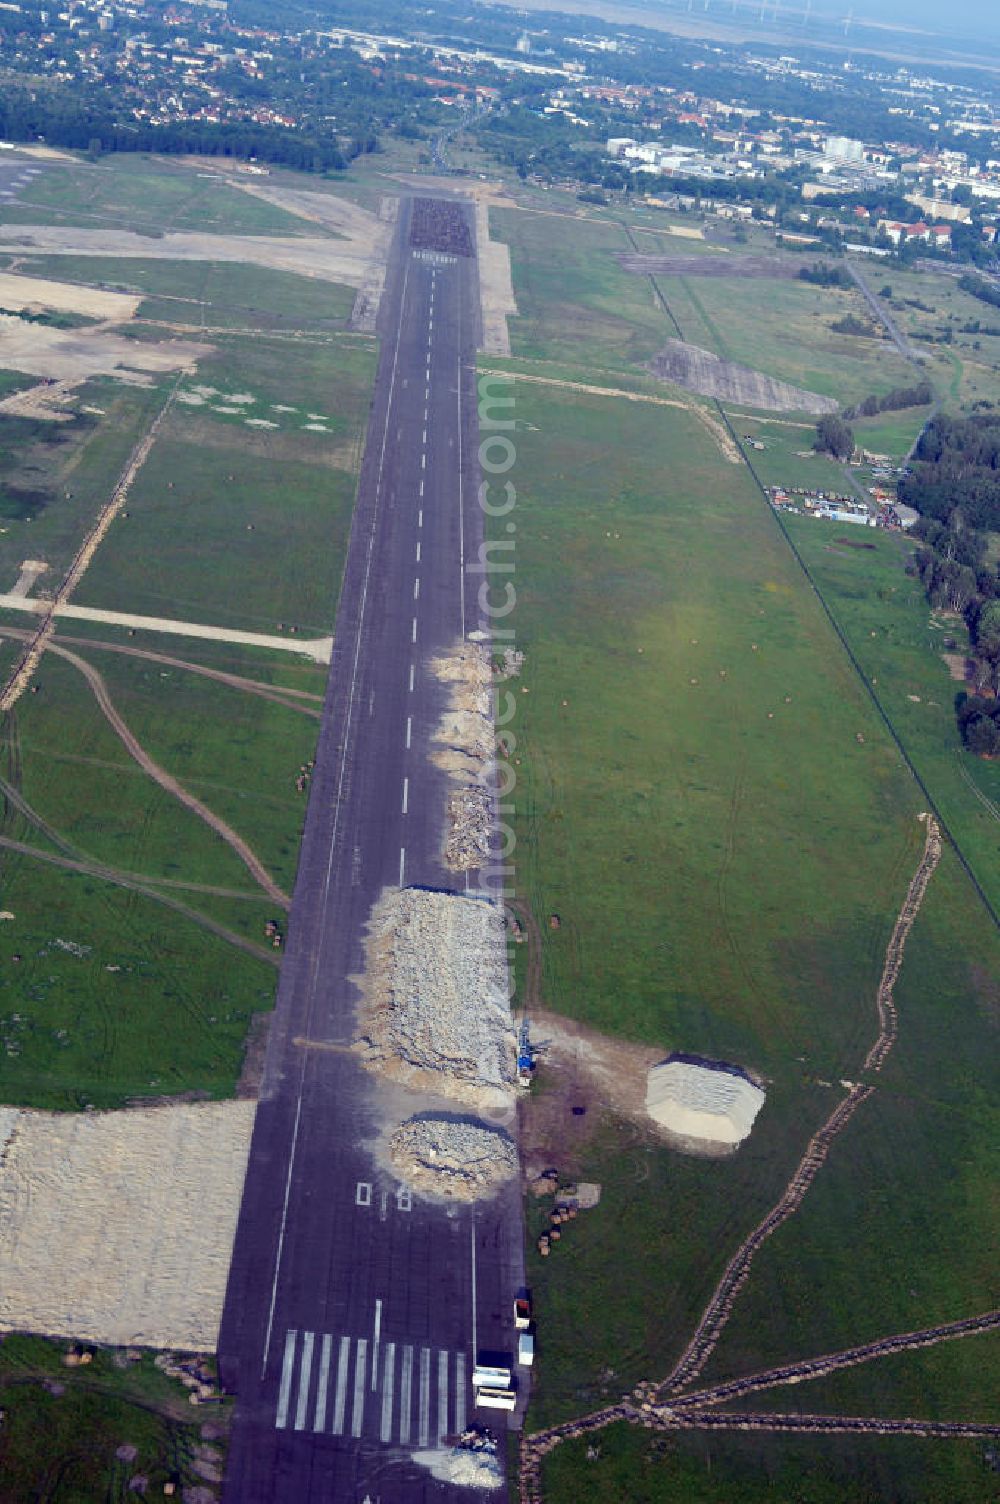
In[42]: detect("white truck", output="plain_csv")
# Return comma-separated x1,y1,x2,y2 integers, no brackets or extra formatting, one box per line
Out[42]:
472,1362,516,1411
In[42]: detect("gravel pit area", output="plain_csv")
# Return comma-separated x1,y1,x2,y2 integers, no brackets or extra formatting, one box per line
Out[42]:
357,887,515,1112
413,1433,504,1488
0,1100,255,1350
389,1115,517,1201
649,338,839,415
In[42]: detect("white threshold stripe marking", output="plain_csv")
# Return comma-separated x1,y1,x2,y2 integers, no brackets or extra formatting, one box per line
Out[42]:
438,1349,449,1442
352,1338,368,1438
275,1329,297,1430
419,1346,431,1449
399,846,406,886
294,1330,315,1431
399,1345,413,1445
402,777,409,815
454,1351,467,1435
332,1335,350,1435
314,1334,332,1432
381,1342,396,1442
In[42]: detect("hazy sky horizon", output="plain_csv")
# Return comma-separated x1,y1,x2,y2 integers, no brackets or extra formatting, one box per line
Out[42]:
817,0,1000,41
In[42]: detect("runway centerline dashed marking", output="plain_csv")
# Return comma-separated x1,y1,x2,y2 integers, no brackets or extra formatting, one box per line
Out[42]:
416,541,421,562
412,617,418,642
414,578,420,600
402,777,409,815
409,664,415,692
399,846,406,886
419,479,425,497
418,509,423,527
406,716,412,748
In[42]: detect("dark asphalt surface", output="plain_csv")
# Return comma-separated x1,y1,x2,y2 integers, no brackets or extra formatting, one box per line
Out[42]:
218,198,524,1503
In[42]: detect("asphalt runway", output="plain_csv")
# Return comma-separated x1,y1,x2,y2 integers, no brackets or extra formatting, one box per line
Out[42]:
218,197,524,1503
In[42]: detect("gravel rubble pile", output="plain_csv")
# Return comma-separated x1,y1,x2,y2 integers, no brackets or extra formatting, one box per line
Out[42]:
430,641,494,871
389,1116,517,1201
413,1430,504,1488
357,887,515,1109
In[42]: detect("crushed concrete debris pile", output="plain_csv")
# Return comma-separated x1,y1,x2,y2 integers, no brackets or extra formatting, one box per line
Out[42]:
414,1427,504,1488
389,1115,517,1201
357,887,515,1108
431,640,494,871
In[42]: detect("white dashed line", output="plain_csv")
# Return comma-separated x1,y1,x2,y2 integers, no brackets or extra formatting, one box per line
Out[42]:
418,509,423,527
422,428,427,444
411,617,418,642
416,541,421,562
409,664,415,692
413,578,420,600
399,847,406,886
419,479,425,497
402,778,409,814
421,453,426,469
406,716,412,748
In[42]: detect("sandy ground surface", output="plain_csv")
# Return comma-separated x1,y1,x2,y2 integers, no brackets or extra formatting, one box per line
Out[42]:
650,338,839,415
0,594,333,660
0,377,79,421
0,313,210,382
0,1101,256,1351
0,269,141,319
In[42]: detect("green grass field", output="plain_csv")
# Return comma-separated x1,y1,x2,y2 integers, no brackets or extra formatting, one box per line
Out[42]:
4,153,324,238
15,253,356,332
0,1333,231,1501
488,378,999,1496
76,334,374,633
783,517,1000,916
540,1420,995,1503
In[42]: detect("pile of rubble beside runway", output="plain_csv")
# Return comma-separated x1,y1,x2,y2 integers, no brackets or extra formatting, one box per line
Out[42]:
356,886,516,1112
388,1116,517,1201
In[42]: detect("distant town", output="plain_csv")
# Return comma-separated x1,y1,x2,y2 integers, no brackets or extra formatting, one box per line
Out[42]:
0,0,999,266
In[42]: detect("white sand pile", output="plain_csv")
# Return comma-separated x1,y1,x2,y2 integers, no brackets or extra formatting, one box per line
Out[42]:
414,1429,504,1488
389,1116,517,1201
646,1057,765,1149
357,887,515,1109
0,1100,256,1350
431,641,494,871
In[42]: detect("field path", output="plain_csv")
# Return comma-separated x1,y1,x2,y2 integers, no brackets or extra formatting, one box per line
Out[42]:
0,624,322,717
44,639,290,908
0,833,278,965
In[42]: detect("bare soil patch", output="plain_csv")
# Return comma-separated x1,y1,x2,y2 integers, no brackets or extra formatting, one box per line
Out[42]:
0,314,210,383
649,338,838,415
0,270,140,320
942,652,972,683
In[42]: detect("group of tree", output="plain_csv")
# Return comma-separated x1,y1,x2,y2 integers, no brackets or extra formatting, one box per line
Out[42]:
814,413,855,460
797,262,853,289
843,380,934,421
958,273,1000,311
899,411,1000,532
910,509,1000,756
